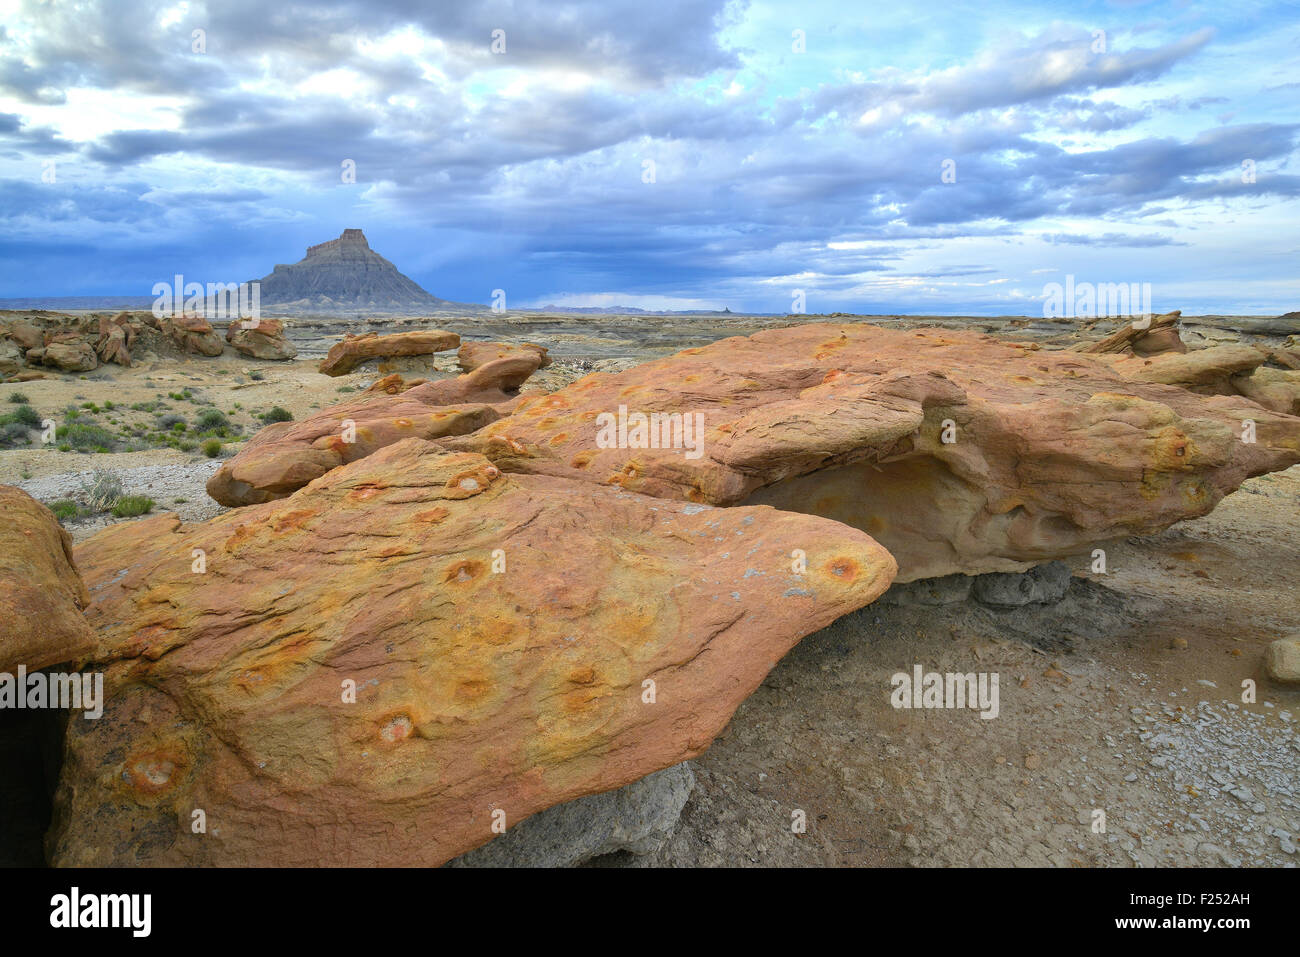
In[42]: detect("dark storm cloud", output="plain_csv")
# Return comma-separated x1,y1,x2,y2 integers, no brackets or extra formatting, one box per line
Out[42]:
2,0,1297,311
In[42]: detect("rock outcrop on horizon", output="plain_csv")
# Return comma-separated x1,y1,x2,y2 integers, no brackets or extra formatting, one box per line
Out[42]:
446,323,1300,581
206,357,537,506
252,229,453,314
52,439,895,866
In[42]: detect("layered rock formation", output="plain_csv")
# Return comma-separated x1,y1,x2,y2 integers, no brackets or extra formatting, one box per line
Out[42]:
252,229,452,313
52,439,895,866
0,486,96,672
206,357,535,506
319,329,460,376
1075,309,1187,357
447,323,1300,581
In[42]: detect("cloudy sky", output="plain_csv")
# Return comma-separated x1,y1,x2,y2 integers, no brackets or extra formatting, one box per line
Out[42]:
0,0,1297,314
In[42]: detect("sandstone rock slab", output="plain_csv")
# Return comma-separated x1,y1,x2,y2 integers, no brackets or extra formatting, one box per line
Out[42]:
319,330,460,376
206,358,534,506
52,439,895,866
447,322,1300,581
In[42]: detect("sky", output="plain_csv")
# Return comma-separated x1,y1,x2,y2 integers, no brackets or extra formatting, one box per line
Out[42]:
0,0,1297,314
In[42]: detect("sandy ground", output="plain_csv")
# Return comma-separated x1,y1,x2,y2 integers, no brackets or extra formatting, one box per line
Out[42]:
639,466,1300,867
2,321,1296,867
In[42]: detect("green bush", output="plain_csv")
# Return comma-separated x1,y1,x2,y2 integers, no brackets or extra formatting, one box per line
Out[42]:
47,499,83,522
259,406,293,423
0,404,40,429
195,408,229,431
201,438,222,458
60,423,118,452
111,495,154,518
157,413,186,430
8,392,30,404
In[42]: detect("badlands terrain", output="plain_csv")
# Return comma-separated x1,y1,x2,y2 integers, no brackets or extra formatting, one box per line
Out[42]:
1,306,1297,867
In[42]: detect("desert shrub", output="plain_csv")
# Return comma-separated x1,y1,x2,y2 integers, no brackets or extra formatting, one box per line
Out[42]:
0,422,31,447
195,408,229,431
47,499,83,522
157,413,186,430
60,423,118,452
8,392,30,404
246,369,265,381
201,438,222,458
1,404,41,428
110,495,154,518
81,471,124,511
259,406,293,423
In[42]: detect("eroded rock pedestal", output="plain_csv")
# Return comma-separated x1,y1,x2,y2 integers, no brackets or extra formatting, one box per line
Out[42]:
52,439,895,866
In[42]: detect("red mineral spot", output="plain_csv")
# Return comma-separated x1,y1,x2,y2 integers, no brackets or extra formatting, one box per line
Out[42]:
379,713,413,743
825,557,860,582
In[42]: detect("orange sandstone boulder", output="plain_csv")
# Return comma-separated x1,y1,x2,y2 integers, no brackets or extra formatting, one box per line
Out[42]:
319,330,460,376
93,313,136,367
458,340,551,374
447,323,1300,581
0,485,96,672
205,357,534,506
225,318,297,361
50,439,895,866
150,314,224,357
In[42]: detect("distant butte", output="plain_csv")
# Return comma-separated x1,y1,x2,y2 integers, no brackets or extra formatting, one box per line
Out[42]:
251,228,459,314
